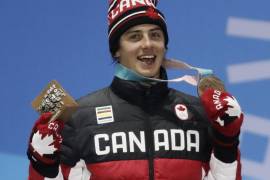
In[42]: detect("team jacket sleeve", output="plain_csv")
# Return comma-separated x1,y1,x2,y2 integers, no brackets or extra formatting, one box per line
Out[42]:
29,160,91,180
203,152,241,180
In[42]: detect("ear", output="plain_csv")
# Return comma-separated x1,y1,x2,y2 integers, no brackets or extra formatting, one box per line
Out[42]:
114,50,120,58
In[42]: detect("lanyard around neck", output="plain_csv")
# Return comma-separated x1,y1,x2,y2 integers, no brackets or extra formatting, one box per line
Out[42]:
114,58,213,86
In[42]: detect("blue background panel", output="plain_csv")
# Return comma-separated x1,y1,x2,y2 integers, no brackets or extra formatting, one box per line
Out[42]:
0,0,269,179
241,132,268,163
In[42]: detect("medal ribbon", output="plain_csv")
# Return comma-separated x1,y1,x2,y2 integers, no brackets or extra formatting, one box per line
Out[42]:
115,58,213,86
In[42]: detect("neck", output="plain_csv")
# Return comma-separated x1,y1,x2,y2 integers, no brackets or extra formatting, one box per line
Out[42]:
114,63,161,82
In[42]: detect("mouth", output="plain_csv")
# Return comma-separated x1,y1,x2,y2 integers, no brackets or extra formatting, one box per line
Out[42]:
137,55,156,65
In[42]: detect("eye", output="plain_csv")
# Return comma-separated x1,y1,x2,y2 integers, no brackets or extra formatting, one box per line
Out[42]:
150,31,163,40
128,33,142,41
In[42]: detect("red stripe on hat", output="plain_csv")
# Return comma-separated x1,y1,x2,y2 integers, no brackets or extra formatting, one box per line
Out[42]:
109,10,147,37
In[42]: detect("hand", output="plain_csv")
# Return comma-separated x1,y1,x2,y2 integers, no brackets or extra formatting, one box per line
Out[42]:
27,112,64,177
198,75,226,97
199,76,243,146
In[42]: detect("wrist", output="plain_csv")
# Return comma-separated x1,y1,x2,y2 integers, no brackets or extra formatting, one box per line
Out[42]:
211,128,240,163
213,141,239,163
212,128,240,147
27,148,59,178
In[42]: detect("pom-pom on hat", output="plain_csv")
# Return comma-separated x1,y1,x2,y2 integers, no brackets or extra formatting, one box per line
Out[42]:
108,0,169,56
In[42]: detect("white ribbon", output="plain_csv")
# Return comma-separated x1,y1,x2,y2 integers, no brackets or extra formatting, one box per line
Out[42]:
115,58,213,86
161,58,213,86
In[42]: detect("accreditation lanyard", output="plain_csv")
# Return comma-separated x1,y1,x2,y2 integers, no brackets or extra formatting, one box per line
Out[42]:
114,58,213,86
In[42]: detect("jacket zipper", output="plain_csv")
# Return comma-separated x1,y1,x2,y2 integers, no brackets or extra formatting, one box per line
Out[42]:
145,116,154,180
144,89,154,180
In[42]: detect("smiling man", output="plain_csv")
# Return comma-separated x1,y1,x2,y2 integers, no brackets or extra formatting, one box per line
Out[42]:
27,1,243,180
115,24,166,78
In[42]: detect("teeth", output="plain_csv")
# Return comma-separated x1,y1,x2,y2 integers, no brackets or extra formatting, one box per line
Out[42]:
139,55,155,60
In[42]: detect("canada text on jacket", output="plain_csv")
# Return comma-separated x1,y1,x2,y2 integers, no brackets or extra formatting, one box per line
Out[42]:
94,129,200,155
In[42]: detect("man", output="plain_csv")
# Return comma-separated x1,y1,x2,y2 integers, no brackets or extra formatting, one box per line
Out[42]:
27,0,243,179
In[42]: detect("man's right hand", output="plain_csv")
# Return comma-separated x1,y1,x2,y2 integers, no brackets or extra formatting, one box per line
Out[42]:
27,112,64,177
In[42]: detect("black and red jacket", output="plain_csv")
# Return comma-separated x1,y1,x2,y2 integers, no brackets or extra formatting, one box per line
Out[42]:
29,74,241,180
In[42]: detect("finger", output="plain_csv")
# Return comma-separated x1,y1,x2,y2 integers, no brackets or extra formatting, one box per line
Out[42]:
198,75,226,97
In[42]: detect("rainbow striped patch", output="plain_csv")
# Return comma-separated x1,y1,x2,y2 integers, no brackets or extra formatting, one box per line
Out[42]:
95,105,114,124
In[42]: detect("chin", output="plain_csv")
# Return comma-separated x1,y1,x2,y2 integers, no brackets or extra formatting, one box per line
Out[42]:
139,71,158,78
135,66,160,78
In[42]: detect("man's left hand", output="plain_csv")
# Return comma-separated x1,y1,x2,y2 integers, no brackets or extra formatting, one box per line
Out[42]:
199,76,244,146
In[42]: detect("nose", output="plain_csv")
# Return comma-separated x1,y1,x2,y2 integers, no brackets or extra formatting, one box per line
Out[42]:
141,35,153,49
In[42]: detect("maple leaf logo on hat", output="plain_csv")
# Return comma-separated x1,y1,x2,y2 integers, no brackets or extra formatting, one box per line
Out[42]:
146,7,159,19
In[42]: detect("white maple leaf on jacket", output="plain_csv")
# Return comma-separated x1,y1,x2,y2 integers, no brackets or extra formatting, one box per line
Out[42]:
31,131,57,156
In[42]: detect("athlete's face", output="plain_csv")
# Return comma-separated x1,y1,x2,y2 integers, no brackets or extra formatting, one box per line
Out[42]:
115,24,166,78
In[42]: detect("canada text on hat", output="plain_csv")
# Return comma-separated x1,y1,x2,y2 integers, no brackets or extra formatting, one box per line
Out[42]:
108,0,168,55
108,0,157,22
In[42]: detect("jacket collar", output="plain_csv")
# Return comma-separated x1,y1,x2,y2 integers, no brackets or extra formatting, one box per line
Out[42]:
110,67,169,106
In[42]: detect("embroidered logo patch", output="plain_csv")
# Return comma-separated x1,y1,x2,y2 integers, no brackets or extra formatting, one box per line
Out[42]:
175,104,189,120
95,105,114,124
